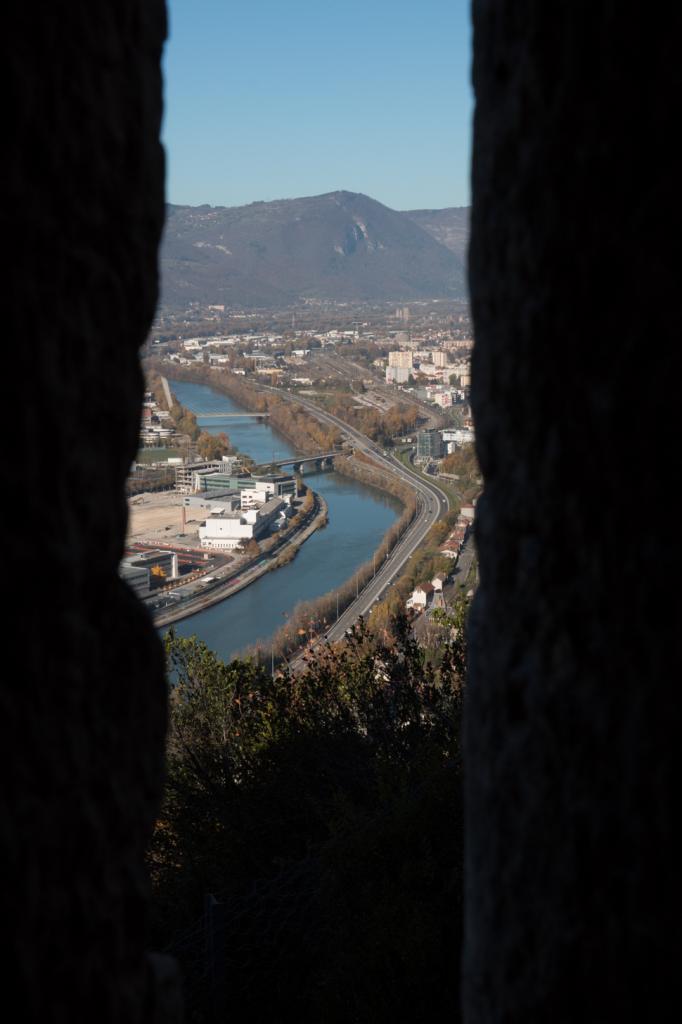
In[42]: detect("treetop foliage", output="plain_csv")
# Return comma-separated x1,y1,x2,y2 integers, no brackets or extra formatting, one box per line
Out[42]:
151,613,466,1022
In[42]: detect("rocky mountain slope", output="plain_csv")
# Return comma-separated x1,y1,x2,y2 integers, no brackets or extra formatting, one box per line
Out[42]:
160,191,468,309
403,206,470,259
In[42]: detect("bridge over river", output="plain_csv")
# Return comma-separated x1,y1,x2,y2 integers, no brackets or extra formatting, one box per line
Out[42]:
253,451,340,472
197,412,270,419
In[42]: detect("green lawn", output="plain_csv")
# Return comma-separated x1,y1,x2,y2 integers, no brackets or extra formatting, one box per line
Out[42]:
136,447,183,465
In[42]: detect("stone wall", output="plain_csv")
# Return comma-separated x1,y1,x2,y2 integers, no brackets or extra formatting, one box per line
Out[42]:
4,4,169,1020
6,3,680,1019
465,3,680,1020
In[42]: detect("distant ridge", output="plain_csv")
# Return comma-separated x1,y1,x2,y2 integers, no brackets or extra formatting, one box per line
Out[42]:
160,191,469,309
403,207,470,258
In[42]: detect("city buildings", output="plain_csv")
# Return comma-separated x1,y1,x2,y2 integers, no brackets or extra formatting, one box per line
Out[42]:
198,496,285,550
388,349,413,368
119,549,180,596
385,365,411,384
416,428,444,461
441,427,475,447
406,582,434,610
196,472,296,498
174,460,228,494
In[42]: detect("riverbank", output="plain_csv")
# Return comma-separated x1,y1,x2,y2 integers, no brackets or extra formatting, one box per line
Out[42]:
145,360,339,458
152,369,421,660
237,466,416,664
154,491,328,628
152,375,404,661
147,358,412,513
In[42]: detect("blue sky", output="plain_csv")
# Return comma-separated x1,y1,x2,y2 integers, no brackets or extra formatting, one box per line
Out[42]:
163,0,472,211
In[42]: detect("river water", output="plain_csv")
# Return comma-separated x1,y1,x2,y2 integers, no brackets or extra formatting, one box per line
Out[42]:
165,380,401,661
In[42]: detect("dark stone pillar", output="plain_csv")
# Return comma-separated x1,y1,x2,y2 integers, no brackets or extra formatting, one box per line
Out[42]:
465,3,680,1020
3,4,168,1020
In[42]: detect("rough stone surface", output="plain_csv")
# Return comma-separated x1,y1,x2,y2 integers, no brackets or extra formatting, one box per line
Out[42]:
3,4,168,1020
465,3,680,1020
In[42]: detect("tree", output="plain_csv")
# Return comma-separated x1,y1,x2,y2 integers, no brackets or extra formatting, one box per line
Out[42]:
429,594,469,680
240,537,260,559
197,431,230,461
150,618,466,1023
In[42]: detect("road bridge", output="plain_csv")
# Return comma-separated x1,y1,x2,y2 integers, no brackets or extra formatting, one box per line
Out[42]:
197,412,270,419
253,451,339,472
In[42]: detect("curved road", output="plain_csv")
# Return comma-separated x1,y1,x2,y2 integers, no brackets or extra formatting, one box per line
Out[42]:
257,384,450,648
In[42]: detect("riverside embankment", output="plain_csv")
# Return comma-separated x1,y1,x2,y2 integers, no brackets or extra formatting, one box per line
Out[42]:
160,379,403,661
154,490,328,628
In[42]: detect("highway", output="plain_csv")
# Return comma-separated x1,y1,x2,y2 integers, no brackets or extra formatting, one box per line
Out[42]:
323,447,448,643
308,349,447,428
153,492,328,628
257,384,450,651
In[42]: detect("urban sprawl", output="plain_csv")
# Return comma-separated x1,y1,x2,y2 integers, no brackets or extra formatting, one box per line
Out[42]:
124,299,479,638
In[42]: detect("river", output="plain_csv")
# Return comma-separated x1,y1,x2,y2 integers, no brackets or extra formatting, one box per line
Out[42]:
165,380,401,661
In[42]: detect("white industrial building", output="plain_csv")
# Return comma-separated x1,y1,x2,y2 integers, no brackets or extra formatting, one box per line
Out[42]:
183,493,241,513
240,483,277,510
441,427,475,446
198,496,285,550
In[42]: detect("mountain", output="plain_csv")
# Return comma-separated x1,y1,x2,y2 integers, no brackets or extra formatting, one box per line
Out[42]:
160,191,467,309
403,207,470,260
